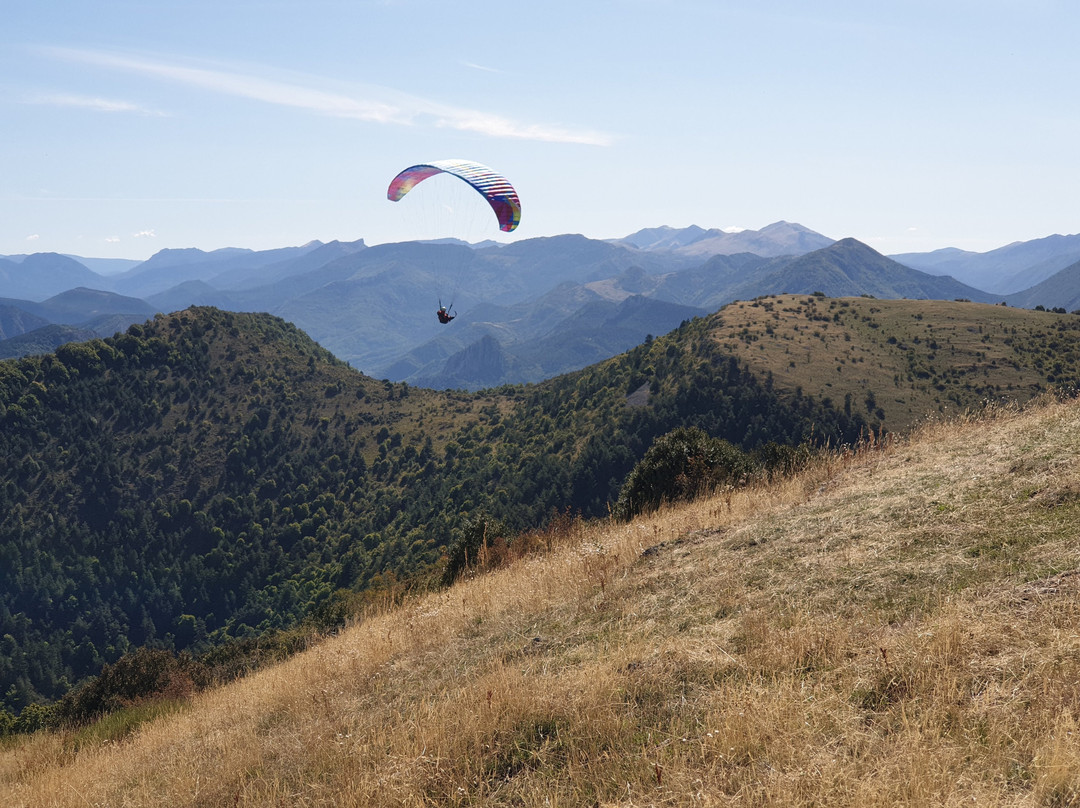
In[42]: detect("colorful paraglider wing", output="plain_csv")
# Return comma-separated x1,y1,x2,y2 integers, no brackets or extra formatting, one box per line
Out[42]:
387,159,521,232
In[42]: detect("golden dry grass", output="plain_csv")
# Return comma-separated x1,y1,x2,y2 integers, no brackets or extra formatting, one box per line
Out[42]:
5,395,1080,806
710,295,1071,432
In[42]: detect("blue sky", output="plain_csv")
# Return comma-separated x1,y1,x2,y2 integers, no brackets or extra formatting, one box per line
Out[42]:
3,0,1078,260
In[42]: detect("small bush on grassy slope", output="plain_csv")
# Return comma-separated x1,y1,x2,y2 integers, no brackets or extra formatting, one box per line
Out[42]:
443,513,511,584
53,647,208,727
614,426,755,520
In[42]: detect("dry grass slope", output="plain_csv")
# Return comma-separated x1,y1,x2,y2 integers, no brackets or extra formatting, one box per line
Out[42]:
4,395,1080,806
711,295,1076,432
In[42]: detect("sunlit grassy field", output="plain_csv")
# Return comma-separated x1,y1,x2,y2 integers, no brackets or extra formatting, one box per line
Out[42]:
4,394,1080,806
710,295,1077,432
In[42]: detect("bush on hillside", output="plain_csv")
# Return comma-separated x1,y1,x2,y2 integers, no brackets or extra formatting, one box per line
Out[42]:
614,426,754,520
54,647,208,727
442,513,510,584
0,702,59,735
752,440,815,480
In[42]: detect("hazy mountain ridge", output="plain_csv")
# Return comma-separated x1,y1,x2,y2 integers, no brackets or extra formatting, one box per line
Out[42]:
34,287,156,320
106,242,329,299
0,253,104,300
382,279,707,389
0,289,156,355
719,238,999,304
3,224,1080,386
0,304,50,340
1004,257,1080,311
615,223,712,250
615,220,835,257
891,231,1080,293
0,323,99,359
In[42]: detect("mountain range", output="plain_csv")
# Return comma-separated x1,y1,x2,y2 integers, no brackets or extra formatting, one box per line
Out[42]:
3,222,1080,389
614,219,836,257
892,232,1080,294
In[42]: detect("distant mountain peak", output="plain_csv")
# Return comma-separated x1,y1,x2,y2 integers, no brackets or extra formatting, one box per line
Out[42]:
617,224,709,251
829,236,877,252
680,222,835,259
436,334,508,388
612,221,834,259
758,220,819,235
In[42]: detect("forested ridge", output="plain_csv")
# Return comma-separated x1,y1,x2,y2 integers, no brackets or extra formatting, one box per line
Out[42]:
2,297,1077,715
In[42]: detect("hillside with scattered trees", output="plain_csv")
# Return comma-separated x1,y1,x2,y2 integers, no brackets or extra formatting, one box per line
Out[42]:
4,384,1080,805
1,297,1078,717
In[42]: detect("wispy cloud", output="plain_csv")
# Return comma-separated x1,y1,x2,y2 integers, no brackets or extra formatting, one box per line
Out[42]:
462,61,502,74
426,104,611,146
26,234,40,242
46,47,613,146
133,229,156,239
32,92,167,116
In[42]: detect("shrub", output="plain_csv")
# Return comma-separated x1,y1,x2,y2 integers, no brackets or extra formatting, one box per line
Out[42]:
12,702,59,733
55,647,208,726
614,426,754,520
753,440,815,479
443,513,509,584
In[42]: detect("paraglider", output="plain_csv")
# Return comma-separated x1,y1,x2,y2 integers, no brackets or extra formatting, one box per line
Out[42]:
387,159,521,233
387,159,521,324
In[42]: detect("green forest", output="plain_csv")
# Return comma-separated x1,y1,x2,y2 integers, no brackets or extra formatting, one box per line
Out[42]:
2,297,1078,723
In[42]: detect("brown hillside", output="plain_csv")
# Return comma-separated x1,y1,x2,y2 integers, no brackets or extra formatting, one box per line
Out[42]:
4,393,1080,806
708,295,1080,433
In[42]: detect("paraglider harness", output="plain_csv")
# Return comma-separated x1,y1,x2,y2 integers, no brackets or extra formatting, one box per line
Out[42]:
436,301,456,324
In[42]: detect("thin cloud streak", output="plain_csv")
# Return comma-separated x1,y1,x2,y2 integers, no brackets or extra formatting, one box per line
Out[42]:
46,47,613,146
6,193,324,203
462,61,502,74
32,92,167,116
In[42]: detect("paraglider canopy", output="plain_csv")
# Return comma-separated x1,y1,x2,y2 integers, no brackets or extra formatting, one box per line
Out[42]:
387,159,521,233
